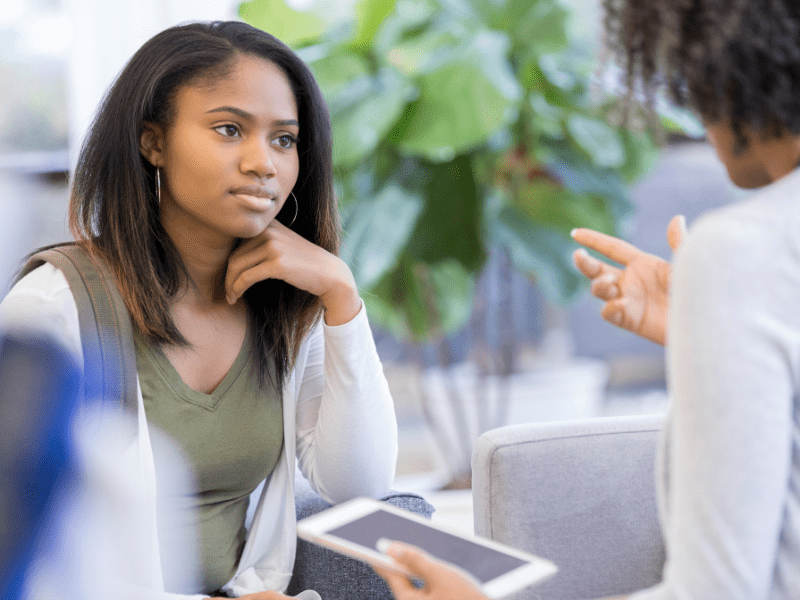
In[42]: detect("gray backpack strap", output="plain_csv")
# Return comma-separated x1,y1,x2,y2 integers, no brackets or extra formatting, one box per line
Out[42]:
16,245,137,414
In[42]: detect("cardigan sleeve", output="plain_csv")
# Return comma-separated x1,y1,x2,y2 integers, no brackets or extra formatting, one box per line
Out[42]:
293,302,398,503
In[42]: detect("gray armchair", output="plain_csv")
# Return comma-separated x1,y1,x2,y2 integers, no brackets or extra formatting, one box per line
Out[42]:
472,414,666,600
287,475,435,599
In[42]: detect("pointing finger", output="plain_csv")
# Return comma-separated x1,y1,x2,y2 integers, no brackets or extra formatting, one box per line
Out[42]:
571,228,639,266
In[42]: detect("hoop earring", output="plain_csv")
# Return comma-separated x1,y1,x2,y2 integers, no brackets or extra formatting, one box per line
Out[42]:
155,167,162,205
288,192,298,227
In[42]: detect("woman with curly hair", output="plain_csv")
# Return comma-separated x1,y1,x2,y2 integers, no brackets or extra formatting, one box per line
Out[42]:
375,1,800,599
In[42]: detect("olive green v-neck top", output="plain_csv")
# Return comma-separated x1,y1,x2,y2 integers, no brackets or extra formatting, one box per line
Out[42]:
134,326,284,595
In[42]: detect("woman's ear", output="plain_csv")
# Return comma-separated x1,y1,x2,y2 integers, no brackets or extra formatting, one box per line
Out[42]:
139,122,165,167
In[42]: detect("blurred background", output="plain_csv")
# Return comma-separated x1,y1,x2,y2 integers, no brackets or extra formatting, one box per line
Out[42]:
1,0,745,527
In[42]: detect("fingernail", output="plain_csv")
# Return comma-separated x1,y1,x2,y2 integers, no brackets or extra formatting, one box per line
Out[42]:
608,284,619,299
376,538,393,554
570,228,578,238
227,294,234,305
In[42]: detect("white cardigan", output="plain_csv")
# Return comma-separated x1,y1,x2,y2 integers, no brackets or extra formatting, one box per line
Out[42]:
1,264,398,599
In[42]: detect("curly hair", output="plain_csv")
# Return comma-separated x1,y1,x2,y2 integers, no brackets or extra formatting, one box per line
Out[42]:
602,0,800,148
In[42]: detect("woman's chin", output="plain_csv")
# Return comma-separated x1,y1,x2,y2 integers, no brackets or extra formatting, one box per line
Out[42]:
234,217,275,239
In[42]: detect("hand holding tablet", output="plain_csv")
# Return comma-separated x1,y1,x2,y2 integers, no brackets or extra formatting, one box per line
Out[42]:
375,540,491,600
296,498,557,599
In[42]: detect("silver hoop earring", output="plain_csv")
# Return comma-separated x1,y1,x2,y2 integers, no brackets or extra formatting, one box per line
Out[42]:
155,167,162,205
288,192,298,227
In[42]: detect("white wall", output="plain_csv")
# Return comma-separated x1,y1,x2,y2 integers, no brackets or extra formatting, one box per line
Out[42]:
64,0,240,168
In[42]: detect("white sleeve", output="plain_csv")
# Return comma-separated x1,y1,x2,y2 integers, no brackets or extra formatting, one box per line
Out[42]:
293,302,398,503
630,213,797,600
0,263,82,363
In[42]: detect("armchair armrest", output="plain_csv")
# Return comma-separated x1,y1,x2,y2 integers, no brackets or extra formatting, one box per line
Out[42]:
287,476,435,599
473,414,666,599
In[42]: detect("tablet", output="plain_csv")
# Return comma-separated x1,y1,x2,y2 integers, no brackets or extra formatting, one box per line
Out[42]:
297,497,557,599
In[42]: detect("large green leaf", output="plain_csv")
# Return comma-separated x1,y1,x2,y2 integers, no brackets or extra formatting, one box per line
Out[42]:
388,30,521,161
351,0,399,53
567,114,626,168
544,140,634,223
528,92,565,137
511,0,570,55
402,155,486,272
617,127,659,183
307,52,371,101
512,180,616,235
488,205,584,304
423,259,475,333
655,99,705,137
340,184,424,288
372,0,439,55
238,0,326,46
384,27,459,76
331,69,415,169
366,257,475,341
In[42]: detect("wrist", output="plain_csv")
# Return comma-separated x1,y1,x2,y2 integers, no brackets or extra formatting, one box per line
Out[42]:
320,268,361,326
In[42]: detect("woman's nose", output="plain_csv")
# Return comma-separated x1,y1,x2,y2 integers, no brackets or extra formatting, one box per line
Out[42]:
240,138,277,178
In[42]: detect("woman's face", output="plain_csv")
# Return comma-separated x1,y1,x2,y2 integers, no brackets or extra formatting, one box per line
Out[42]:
705,121,772,189
142,54,300,245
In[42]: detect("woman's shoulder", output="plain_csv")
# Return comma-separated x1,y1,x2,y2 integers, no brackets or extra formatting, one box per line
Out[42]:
683,182,800,272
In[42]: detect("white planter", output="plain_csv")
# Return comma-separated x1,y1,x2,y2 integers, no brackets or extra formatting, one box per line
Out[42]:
417,358,610,476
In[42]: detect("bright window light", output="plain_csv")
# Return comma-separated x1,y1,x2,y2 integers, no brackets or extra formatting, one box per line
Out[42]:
23,13,72,56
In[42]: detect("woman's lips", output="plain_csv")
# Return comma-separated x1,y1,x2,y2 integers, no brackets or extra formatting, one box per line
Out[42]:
230,185,278,211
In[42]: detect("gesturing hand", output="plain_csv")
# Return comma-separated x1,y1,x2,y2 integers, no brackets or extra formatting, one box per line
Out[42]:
225,220,361,326
571,215,687,346
373,542,488,600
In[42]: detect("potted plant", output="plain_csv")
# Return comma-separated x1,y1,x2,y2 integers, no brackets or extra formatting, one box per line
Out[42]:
240,0,692,485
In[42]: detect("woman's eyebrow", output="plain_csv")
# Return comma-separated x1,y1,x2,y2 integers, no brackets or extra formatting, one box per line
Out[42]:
207,106,253,120
206,106,299,128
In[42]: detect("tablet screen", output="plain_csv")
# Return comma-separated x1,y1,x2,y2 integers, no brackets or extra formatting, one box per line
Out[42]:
327,508,528,583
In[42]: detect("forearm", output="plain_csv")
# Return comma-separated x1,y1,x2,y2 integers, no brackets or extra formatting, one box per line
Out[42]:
296,307,398,501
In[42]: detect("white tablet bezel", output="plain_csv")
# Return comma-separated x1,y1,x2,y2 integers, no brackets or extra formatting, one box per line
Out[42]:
296,497,557,599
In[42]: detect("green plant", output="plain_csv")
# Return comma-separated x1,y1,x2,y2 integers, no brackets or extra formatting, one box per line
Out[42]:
241,0,667,344
239,0,706,483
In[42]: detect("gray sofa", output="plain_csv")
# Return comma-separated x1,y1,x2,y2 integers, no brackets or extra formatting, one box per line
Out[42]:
286,475,435,599
472,414,666,600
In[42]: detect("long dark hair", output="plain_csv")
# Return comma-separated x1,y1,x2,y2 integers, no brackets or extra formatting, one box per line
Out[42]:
70,21,339,391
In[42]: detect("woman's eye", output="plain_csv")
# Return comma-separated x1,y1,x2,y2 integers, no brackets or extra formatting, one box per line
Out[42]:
214,124,240,137
275,134,297,149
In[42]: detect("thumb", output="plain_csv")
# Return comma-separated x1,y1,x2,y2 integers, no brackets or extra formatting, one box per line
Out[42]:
667,215,687,252
385,541,439,578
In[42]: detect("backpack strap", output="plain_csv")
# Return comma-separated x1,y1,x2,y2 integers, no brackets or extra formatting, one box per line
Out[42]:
16,244,137,414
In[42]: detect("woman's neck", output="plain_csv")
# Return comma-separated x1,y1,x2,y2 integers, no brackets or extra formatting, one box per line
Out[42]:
162,216,236,307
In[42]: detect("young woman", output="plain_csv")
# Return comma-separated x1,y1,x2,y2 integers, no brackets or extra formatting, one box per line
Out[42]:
0,21,397,599
376,0,800,598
